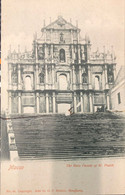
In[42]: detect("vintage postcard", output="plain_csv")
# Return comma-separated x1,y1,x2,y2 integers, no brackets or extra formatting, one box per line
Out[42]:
1,0,125,194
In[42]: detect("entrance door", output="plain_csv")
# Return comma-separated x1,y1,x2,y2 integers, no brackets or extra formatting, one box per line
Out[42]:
59,74,67,90
58,103,70,113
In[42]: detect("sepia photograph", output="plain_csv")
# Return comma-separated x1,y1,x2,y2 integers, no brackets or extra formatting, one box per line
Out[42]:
1,0,125,194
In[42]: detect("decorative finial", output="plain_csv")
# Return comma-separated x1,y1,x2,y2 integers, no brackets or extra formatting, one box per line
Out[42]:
58,15,63,19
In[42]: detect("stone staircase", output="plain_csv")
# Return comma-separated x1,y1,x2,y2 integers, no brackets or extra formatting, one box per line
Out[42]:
10,112,125,160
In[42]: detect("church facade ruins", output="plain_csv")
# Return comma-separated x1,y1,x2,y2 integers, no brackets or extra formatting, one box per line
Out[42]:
7,16,116,114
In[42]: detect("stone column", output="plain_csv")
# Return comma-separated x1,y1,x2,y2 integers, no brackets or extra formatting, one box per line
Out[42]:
72,65,75,90
45,44,47,63
36,92,39,113
105,65,108,84
105,65,109,89
36,64,39,90
18,92,21,114
71,45,74,63
79,65,82,89
89,93,93,113
83,93,85,112
74,92,77,113
8,92,12,114
106,94,110,110
45,64,48,89
46,93,49,113
80,92,83,113
88,65,92,89
51,44,54,63
102,66,105,90
52,64,55,88
18,64,21,90
73,45,76,61
71,30,73,43
78,45,81,63
113,65,116,81
8,63,12,90
53,92,56,113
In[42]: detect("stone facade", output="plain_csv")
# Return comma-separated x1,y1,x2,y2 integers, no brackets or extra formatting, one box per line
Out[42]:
7,16,116,114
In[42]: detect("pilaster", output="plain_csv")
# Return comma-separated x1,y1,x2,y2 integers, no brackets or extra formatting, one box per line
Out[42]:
105,65,109,89
36,92,40,113
46,93,49,113
45,64,48,89
53,92,56,113
78,45,81,63
18,64,21,90
72,65,75,90
36,64,39,90
106,94,110,110
88,65,92,89
79,65,82,89
18,92,21,114
89,93,93,113
80,92,83,113
74,92,77,113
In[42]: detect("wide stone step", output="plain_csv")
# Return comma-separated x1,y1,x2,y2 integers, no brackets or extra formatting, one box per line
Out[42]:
10,113,125,159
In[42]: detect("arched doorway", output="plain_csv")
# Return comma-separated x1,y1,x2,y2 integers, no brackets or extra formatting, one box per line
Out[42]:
95,76,100,90
25,75,32,90
59,74,67,90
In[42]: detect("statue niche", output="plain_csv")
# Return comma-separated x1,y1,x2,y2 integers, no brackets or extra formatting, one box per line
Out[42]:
82,73,88,84
39,72,45,84
60,32,65,43
38,46,44,60
59,49,65,62
82,66,88,83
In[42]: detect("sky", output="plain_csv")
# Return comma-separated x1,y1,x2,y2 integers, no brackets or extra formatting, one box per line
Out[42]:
1,0,125,110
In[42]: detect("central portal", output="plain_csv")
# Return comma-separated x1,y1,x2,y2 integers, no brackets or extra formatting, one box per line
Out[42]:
58,103,70,113
59,74,67,90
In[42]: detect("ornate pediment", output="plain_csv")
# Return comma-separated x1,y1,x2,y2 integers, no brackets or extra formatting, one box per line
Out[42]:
42,16,79,31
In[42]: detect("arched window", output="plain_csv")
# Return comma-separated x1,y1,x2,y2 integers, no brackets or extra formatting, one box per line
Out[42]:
59,49,65,62
39,73,44,83
82,73,87,83
25,75,32,90
95,76,100,90
59,74,67,90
